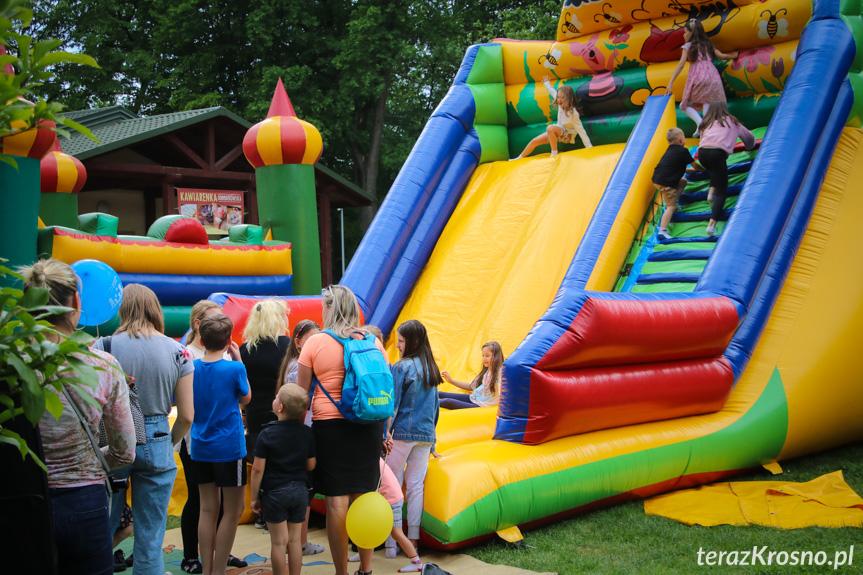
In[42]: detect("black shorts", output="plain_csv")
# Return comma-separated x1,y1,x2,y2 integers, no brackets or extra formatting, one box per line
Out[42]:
262,481,309,524
188,458,247,487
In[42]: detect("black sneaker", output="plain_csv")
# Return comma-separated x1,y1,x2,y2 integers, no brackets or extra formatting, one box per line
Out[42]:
113,550,127,572
227,555,248,568
124,553,133,567
181,557,203,573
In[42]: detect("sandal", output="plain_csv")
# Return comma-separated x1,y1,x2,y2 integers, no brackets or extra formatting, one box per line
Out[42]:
180,558,203,574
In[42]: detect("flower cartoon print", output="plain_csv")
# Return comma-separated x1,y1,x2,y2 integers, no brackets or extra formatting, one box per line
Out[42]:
732,46,776,73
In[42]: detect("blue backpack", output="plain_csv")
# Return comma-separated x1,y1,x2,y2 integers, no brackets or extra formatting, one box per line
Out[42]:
313,330,394,423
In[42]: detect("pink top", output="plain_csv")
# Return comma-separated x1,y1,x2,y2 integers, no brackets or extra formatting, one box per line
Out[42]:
699,120,755,155
379,458,404,505
39,350,137,488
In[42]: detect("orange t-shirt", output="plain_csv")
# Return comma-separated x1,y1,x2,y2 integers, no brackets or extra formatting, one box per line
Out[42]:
298,331,388,421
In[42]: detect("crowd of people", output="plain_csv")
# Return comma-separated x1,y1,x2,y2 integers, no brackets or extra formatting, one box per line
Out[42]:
26,265,504,575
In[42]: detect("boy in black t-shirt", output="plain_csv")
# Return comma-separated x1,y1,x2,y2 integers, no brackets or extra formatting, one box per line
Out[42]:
652,127,703,240
250,383,316,575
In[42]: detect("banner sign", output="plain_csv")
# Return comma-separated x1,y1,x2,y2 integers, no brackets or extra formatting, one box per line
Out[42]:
177,188,244,232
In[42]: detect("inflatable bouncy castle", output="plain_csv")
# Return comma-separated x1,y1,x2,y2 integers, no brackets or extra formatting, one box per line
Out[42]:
327,0,863,548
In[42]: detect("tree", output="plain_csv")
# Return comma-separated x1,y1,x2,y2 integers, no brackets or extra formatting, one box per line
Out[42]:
30,0,562,235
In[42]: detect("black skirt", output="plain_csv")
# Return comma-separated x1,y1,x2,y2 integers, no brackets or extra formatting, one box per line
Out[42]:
312,418,384,496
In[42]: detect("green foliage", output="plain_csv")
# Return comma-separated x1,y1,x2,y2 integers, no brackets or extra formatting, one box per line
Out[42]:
0,261,102,472
0,0,98,158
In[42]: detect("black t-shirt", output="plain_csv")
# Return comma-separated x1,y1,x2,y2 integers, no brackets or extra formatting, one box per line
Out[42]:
240,335,291,434
253,420,316,491
652,144,694,188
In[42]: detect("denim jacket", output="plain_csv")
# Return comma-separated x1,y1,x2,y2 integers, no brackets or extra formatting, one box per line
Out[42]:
390,358,439,443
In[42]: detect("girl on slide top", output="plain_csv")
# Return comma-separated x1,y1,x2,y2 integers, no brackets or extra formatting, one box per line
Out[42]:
512,76,591,159
439,341,504,409
666,19,738,136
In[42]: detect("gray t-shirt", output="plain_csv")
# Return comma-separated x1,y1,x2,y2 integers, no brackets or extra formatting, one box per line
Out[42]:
93,333,194,416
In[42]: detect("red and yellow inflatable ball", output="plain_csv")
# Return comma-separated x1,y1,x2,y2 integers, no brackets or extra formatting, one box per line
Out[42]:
41,146,87,194
243,78,323,167
0,118,57,160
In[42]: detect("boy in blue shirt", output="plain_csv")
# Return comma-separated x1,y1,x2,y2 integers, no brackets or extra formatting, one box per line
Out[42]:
189,313,251,575
250,383,316,575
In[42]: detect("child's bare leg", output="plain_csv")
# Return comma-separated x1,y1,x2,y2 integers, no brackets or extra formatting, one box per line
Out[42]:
212,486,245,575
268,521,290,575
301,506,310,544
515,133,549,159
391,527,423,573
547,125,562,156
198,483,221,575
659,203,676,231
287,521,304,575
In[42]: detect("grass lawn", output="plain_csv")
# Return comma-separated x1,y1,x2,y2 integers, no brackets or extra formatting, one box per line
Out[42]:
462,441,863,574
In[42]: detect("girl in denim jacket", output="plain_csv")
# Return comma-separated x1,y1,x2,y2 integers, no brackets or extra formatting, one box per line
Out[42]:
385,319,442,554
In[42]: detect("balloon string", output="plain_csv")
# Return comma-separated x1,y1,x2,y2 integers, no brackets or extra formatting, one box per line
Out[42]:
377,448,389,493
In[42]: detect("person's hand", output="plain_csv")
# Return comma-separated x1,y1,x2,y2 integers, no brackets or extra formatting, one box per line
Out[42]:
251,499,261,515
442,371,453,384
543,74,551,84
227,341,241,361
665,86,673,96
431,449,442,458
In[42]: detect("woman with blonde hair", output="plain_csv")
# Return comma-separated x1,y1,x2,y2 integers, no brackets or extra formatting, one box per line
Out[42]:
92,283,195,575
240,299,291,458
20,258,136,574
297,285,388,575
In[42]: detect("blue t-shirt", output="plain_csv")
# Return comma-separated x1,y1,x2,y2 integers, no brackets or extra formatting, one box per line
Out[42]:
190,359,250,462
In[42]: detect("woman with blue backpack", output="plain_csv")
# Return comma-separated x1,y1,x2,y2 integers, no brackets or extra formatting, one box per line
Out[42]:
297,285,393,575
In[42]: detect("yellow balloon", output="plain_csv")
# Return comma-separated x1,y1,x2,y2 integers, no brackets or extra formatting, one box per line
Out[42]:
346,492,394,549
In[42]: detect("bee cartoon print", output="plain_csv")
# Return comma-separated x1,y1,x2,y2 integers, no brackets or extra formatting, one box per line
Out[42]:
561,11,583,35
758,9,788,39
539,46,563,69
594,3,622,25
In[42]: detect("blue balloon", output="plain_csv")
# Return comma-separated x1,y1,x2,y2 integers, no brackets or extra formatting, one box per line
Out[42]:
71,260,123,326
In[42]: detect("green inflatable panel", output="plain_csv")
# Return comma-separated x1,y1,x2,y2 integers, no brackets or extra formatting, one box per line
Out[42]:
0,156,40,287
228,224,265,245
78,212,119,237
466,44,504,85
469,83,507,126
39,193,78,229
475,124,510,164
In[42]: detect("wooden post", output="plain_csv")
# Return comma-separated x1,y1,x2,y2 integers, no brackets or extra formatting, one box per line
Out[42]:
318,191,332,286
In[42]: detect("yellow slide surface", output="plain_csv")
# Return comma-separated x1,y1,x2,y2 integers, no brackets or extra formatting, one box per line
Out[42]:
386,144,624,385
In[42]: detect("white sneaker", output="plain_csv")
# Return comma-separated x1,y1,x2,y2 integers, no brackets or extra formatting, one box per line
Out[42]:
302,542,324,556
348,553,360,563
386,547,398,559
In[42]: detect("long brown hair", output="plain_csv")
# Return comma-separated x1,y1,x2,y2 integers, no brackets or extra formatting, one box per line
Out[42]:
698,99,741,133
472,341,504,396
685,19,715,63
276,319,320,393
116,284,164,336
396,319,442,389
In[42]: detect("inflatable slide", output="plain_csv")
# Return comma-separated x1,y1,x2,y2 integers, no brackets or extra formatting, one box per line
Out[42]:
336,0,863,549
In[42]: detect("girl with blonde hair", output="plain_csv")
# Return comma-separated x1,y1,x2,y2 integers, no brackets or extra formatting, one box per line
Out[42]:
240,299,291,464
